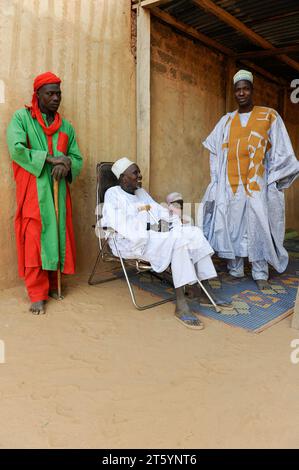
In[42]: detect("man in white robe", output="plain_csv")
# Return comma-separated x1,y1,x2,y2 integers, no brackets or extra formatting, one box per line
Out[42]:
101,158,231,329
202,70,299,290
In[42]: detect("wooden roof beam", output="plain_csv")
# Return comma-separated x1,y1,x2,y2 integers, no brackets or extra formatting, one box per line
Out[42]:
132,0,172,9
150,7,285,85
192,0,299,73
150,7,233,56
236,45,299,59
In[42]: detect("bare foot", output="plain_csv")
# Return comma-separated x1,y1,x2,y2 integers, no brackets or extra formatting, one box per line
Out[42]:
29,300,45,315
256,280,271,291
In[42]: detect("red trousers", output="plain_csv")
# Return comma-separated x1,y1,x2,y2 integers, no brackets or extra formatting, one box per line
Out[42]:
22,218,59,303
16,176,75,303
24,267,58,303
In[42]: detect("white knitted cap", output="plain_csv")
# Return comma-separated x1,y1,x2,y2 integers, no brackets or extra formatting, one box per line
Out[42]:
233,69,253,85
111,157,135,179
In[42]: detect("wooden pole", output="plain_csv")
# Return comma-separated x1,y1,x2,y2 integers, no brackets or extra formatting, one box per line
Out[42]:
136,5,151,190
53,179,62,299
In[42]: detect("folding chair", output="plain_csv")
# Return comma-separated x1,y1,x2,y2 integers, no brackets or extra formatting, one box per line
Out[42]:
88,162,175,311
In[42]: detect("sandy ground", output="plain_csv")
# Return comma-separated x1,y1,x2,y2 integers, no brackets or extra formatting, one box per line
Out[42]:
0,273,299,449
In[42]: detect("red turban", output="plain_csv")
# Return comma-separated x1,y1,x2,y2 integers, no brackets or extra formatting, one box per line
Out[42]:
33,71,61,91
27,72,62,150
26,72,62,154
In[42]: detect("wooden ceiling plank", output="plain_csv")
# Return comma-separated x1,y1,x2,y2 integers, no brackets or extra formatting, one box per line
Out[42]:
236,45,299,59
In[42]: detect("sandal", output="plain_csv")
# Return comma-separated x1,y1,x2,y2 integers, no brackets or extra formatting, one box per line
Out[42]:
175,311,204,330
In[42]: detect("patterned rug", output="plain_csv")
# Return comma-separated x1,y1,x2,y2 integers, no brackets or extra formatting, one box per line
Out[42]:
129,235,299,333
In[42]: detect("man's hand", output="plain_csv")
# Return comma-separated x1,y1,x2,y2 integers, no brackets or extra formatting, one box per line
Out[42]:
51,164,69,181
149,220,169,232
149,223,159,232
159,220,170,232
46,155,71,170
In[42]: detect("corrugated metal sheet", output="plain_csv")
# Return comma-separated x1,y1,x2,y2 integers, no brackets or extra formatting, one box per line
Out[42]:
159,0,299,80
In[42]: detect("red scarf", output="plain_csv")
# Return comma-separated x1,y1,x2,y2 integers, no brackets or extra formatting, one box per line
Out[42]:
27,72,62,155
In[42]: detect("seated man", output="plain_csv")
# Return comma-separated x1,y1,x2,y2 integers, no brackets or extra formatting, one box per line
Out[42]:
101,157,231,330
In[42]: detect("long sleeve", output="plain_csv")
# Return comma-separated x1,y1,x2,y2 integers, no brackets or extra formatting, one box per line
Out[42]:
202,114,232,184
101,188,148,252
138,190,171,222
7,111,47,177
202,130,218,185
66,126,83,183
267,114,299,189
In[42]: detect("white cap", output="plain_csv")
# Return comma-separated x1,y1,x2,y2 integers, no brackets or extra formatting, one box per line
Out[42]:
111,157,135,179
166,192,183,205
233,69,253,85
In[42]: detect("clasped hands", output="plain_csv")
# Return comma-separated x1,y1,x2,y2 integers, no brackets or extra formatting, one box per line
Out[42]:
46,155,72,181
138,205,169,232
150,219,169,232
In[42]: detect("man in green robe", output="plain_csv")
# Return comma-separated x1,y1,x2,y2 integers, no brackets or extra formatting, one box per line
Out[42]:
7,71,83,314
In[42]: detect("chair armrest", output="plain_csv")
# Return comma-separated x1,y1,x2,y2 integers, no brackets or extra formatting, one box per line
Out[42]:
102,226,118,235
95,222,117,239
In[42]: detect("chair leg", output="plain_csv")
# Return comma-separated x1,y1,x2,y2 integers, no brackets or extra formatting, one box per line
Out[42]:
88,252,101,285
112,237,174,311
88,251,123,285
120,256,174,311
